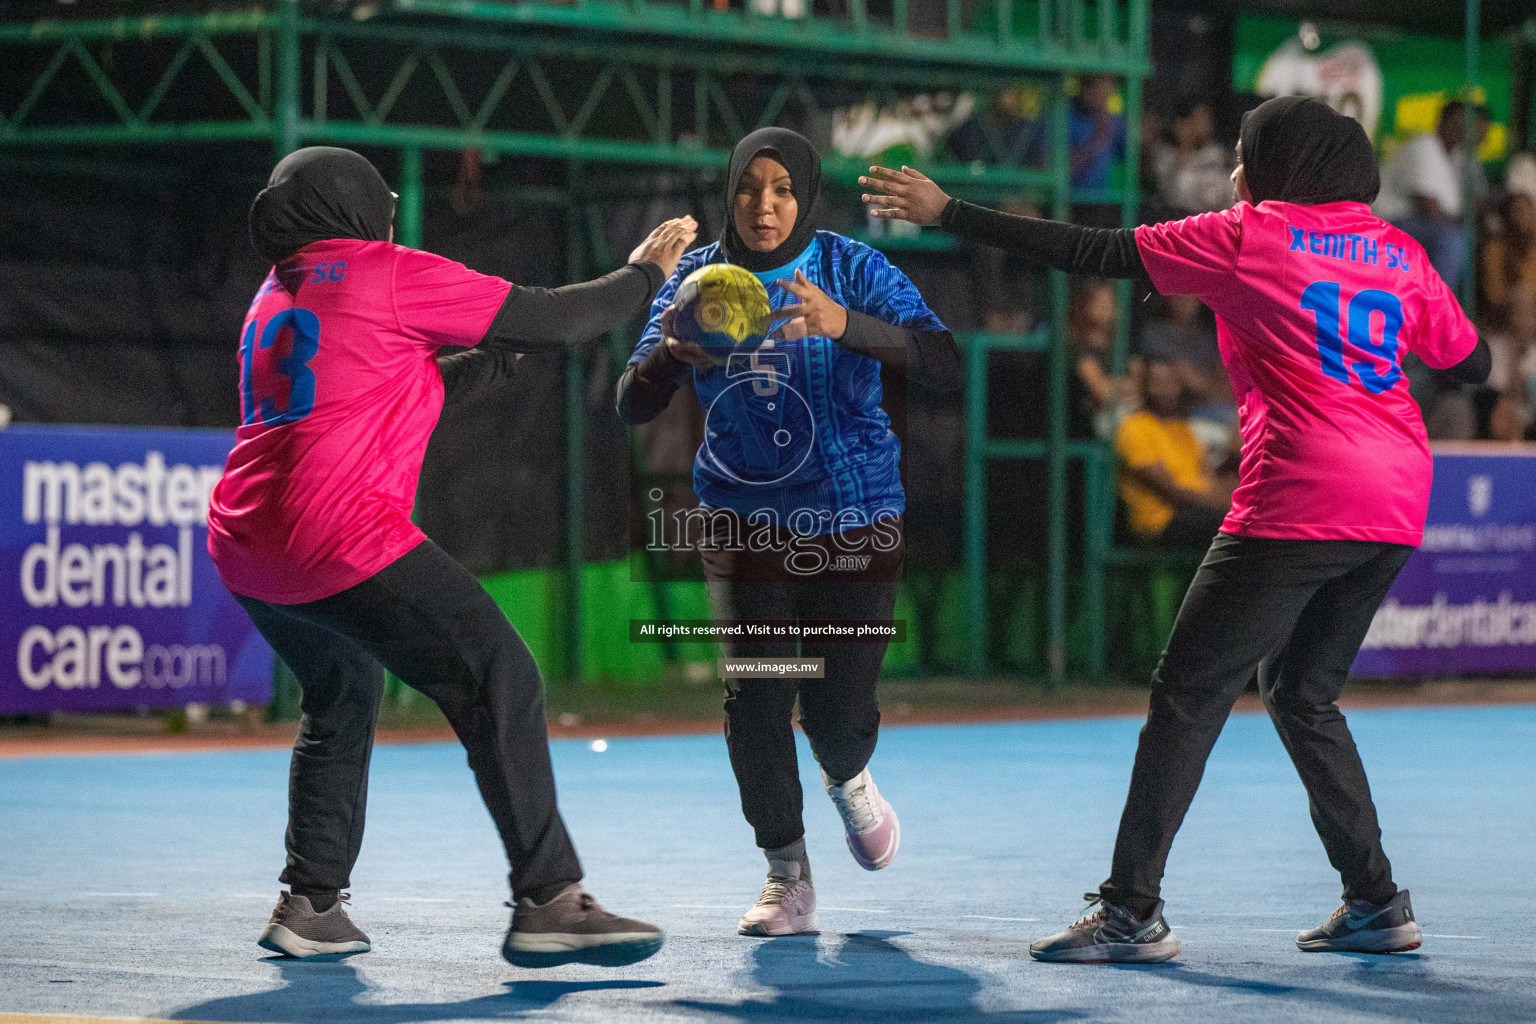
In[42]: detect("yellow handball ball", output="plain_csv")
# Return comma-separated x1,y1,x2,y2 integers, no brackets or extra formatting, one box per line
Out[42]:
670,263,773,364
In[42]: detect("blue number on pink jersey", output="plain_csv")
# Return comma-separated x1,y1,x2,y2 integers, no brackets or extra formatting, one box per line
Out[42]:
1299,281,1404,395
239,308,322,426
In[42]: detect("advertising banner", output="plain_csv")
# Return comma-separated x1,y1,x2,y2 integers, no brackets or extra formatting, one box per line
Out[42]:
1233,15,1512,160
1,425,271,713
1356,446,1536,677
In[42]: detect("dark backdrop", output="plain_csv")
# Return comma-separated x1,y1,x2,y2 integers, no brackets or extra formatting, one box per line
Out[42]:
0,149,994,576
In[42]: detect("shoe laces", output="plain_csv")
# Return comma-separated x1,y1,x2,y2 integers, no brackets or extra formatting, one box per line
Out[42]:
756,874,807,908
829,774,879,831
1330,897,1381,922
1071,893,1109,931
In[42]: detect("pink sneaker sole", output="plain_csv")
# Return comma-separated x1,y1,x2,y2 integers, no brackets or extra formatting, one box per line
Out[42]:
844,797,900,870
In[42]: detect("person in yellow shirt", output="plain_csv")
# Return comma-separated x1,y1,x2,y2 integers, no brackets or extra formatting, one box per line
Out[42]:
1116,359,1232,547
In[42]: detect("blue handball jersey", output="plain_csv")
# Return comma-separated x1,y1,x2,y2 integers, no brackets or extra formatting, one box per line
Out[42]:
630,231,947,534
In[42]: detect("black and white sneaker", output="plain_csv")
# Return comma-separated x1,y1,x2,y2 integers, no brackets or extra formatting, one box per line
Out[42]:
1297,889,1421,953
502,884,664,968
257,892,371,958
1029,893,1180,964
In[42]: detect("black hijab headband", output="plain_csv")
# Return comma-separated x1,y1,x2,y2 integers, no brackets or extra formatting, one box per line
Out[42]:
720,127,821,272
1238,95,1379,207
249,146,395,265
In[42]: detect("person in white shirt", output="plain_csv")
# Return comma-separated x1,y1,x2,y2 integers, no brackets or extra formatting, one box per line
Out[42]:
1152,101,1236,216
1374,100,1490,289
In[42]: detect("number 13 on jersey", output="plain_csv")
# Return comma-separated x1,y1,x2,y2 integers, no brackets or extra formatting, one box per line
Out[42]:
239,308,321,426
1299,282,1404,395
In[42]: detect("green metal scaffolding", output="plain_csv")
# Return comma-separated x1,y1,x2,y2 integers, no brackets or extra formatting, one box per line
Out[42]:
0,0,1150,684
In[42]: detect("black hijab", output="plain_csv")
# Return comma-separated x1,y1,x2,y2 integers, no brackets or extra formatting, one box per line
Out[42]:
1238,95,1379,207
720,127,821,272
249,146,395,265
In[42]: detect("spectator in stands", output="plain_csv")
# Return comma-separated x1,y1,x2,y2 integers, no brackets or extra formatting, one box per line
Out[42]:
1485,284,1536,441
946,86,1045,332
947,85,1044,168
1151,101,1234,217
1375,100,1491,289
1138,292,1218,378
1507,151,1536,204
1482,158,1536,328
1069,74,1126,193
1116,359,1231,548
1138,293,1236,466
1071,278,1138,437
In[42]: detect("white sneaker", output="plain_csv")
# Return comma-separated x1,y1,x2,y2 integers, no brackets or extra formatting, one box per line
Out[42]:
823,766,900,870
738,854,817,937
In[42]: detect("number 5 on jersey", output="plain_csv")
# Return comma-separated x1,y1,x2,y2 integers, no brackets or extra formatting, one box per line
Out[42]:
240,308,321,426
1299,282,1404,395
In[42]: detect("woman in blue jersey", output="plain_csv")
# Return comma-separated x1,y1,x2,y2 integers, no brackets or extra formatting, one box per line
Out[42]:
618,128,957,937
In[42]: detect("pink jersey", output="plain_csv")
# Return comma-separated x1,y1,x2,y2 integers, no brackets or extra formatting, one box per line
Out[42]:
1135,201,1477,546
208,239,511,603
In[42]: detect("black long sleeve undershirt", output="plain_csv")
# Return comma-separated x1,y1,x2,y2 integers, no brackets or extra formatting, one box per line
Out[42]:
838,311,961,391
1443,336,1492,386
614,313,959,426
941,198,1148,283
437,260,664,406
615,342,691,425
478,261,664,353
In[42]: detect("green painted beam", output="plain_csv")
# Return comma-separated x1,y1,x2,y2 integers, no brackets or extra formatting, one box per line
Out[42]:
387,0,1151,76
956,328,1051,351
0,10,275,42
1045,82,1070,691
963,331,989,675
397,145,423,247
315,17,1096,90
0,6,1148,77
564,194,587,685
275,0,300,157
0,116,1079,204
1461,0,1480,313
0,122,271,145
983,440,1100,460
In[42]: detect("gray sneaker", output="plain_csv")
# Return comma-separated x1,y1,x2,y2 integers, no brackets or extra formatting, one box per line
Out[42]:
1297,889,1422,953
738,852,817,937
502,884,664,968
1029,893,1180,964
257,892,371,958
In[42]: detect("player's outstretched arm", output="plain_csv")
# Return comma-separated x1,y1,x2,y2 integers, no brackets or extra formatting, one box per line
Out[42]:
480,217,698,353
860,165,1148,283
438,348,521,406
615,304,713,425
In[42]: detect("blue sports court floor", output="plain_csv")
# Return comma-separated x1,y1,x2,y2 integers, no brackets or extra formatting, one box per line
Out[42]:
3,704,1534,1024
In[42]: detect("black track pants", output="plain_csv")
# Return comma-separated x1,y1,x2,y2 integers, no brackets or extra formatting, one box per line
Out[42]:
235,539,582,901
701,514,904,850
1100,532,1412,911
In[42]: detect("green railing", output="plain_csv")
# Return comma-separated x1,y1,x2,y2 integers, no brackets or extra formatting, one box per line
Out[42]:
1,0,1148,684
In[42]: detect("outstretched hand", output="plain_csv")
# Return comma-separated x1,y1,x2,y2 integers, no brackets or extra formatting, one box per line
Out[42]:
859,166,951,227
770,270,848,341
630,216,699,280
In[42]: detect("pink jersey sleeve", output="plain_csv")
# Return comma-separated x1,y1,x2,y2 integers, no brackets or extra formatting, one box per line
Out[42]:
1134,207,1243,301
1407,263,1479,370
392,247,514,349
